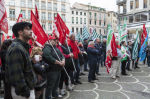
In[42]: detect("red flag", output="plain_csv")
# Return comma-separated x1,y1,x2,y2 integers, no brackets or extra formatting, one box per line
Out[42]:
105,55,112,73
2,33,5,42
31,10,48,46
0,11,8,34
35,4,39,20
141,24,147,46
0,0,5,22
17,14,23,22
54,13,69,44
111,33,118,57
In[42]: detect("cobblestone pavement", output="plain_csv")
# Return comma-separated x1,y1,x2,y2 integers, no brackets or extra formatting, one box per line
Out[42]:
63,64,150,99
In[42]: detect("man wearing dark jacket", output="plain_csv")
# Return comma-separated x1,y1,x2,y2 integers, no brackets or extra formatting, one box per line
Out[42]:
94,38,102,75
42,36,65,99
102,38,106,66
5,22,36,99
83,38,89,71
87,41,99,83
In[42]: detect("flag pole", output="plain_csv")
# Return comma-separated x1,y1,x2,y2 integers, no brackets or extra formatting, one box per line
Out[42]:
65,38,77,72
48,40,71,83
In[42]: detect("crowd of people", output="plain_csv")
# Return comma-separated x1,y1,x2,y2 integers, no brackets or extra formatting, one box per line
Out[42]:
0,22,149,99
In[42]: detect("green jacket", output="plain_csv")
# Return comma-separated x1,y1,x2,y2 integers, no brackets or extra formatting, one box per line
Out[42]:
42,44,64,72
5,39,36,96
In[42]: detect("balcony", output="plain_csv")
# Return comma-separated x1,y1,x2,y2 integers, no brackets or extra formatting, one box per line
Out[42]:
116,0,126,5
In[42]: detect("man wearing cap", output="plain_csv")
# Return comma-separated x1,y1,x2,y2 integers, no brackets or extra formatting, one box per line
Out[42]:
42,35,65,99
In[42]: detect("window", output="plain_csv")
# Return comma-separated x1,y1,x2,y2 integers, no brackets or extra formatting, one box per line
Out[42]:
89,12,92,19
20,0,25,7
28,10,31,19
10,0,15,6
99,29,101,34
80,12,82,15
9,9,15,18
72,27,74,33
76,17,78,24
90,19,92,25
129,16,133,23
99,20,101,26
28,0,32,8
84,13,86,16
54,13,57,19
42,23,46,30
53,3,57,11
104,20,106,26
72,11,74,14
130,1,133,10
21,10,26,19
48,23,52,30
80,18,82,24
143,0,147,8
41,1,46,10
61,4,65,12
80,28,82,34
84,18,86,24
76,11,78,15
35,0,39,8
76,28,78,33
135,14,140,22
72,17,74,24
94,13,97,19
41,12,46,20
135,0,139,8
48,13,52,21
95,20,96,25
141,13,148,21
47,2,52,10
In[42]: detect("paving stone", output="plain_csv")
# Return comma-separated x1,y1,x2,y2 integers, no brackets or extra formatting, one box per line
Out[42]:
97,83,120,91
73,83,96,91
117,76,137,83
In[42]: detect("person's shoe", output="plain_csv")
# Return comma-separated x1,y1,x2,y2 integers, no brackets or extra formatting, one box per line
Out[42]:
76,80,82,84
88,80,95,83
122,73,128,76
80,72,86,75
58,94,63,98
60,89,66,96
84,69,89,72
93,78,99,80
111,76,116,79
96,73,101,75
66,85,73,91
72,81,78,85
116,75,120,78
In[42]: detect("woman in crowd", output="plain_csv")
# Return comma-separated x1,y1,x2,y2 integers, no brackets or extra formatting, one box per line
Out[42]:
30,47,48,99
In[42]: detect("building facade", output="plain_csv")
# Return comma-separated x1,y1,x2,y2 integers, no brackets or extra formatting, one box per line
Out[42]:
5,0,71,36
107,11,118,32
71,3,112,36
117,0,150,34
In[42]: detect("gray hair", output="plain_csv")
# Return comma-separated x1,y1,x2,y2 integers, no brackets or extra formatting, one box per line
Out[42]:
88,41,94,46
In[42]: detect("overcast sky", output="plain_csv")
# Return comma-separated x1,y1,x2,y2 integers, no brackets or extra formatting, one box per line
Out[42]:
69,0,118,12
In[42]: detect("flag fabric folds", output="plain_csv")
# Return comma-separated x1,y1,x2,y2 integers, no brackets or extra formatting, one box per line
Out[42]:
54,13,70,44
111,33,118,57
132,30,139,60
141,24,147,46
91,29,100,41
0,0,8,34
76,32,82,42
35,4,39,20
139,30,148,61
31,10,48,46
82,26,90,40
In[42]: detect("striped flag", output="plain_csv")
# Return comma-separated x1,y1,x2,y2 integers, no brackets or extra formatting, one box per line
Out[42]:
91,29,100,41
106,25,113,52
120,18,127,43
132,30,139,60
76,32,82,42
82,26,90,40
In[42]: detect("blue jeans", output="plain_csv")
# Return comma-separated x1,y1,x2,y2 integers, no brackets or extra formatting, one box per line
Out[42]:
45,71,61,99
